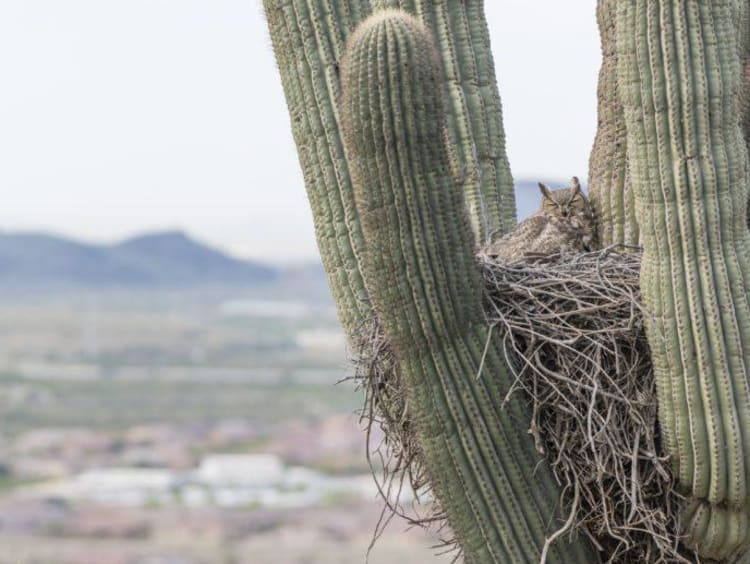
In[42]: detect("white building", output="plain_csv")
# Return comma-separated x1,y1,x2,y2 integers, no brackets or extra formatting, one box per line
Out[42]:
20,453,387,510
25,467,177,506
195,454,284,488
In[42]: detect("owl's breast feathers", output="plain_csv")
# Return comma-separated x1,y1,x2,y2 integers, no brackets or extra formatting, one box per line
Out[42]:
485,213,591,260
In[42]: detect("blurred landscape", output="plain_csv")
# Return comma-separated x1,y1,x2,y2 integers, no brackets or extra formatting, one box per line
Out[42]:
2,2,600,561
0,183,549,564
0,230,451,564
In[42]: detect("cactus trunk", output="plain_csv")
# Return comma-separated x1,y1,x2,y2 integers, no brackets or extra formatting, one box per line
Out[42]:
341,12,593,561
263,0,373,339
617,0,750,558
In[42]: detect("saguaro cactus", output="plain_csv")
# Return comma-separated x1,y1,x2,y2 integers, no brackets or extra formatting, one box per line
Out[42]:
265,0,750,561
617,1,750,559
341,11,594,562
588,0,639,247
264,1,593,560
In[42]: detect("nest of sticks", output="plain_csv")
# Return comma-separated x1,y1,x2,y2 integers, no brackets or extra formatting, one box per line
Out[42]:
351,246,698,563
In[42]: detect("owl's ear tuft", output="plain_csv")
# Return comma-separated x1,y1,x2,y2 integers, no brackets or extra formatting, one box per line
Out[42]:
538,182,553,201
570,176,582,196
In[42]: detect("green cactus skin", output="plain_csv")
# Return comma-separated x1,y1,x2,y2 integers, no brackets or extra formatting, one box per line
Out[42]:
263,0,516,334
341,11,594,562
741,2,750,232
740,1,750,197
588,0,639,247
264,1,590,561
617,1,750,559
263,0,373,339
739,0,750,57
743,56,750,161
370,0,518,243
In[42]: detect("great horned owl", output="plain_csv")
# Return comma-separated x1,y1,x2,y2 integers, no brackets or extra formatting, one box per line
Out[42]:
485,177,597,260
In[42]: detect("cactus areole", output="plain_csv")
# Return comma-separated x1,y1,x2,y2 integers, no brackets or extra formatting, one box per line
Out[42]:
264,0,750,561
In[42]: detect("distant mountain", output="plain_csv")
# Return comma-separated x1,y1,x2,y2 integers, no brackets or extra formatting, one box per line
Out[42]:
0,231,277,289
0,179,570,291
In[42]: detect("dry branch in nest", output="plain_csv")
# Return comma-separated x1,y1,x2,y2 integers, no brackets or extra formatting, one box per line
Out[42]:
350,246,694,563
480,247,690,563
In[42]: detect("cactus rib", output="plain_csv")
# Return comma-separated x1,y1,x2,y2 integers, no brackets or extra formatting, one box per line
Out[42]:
589,0,639,247
263,0,372,338
617,0,750,558
342,10,593,562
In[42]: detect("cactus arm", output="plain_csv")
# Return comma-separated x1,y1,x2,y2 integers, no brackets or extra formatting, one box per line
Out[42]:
263,0,372,338
342,11,594,562
617,0,750,558
588,0,639,247
425,0,517,242
264,0,515,329
371,0,517,243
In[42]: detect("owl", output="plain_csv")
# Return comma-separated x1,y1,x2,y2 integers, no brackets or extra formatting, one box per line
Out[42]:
485,177,597,260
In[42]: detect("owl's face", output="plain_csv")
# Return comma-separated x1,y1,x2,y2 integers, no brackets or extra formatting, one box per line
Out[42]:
539,177,591,219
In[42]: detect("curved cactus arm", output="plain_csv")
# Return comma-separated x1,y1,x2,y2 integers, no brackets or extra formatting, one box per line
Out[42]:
588,0,638,247
263,0,373,338
617,1,750,559
370,0,517,243
342,10,594,563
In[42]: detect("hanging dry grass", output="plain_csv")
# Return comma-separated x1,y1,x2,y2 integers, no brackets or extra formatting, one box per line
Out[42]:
348,314,457,559
350,246,695,563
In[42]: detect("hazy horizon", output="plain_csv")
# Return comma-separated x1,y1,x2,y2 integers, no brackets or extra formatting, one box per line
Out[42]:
0,1,600,263
0,175,570,267
0,225,322,266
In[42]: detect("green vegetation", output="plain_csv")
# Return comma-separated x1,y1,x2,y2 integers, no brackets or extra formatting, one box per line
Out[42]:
0,373,358,436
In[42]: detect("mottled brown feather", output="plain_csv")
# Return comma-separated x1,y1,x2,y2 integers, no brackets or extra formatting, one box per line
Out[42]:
486,177,597,260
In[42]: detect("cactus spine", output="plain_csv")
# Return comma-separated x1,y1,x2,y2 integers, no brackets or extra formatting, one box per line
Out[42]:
263,0,373,338
588,0,639,247
617,0,750,559
266,0,750,560
341,11,593,562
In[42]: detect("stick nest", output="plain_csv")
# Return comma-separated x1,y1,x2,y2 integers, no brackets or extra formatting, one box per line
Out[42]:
351,247,695,563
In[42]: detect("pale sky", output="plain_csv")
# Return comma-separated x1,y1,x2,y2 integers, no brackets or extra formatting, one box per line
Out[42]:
0,1,600,264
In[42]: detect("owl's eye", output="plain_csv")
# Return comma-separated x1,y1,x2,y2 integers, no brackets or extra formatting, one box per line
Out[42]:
570,194,587,212
542,198,557,212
